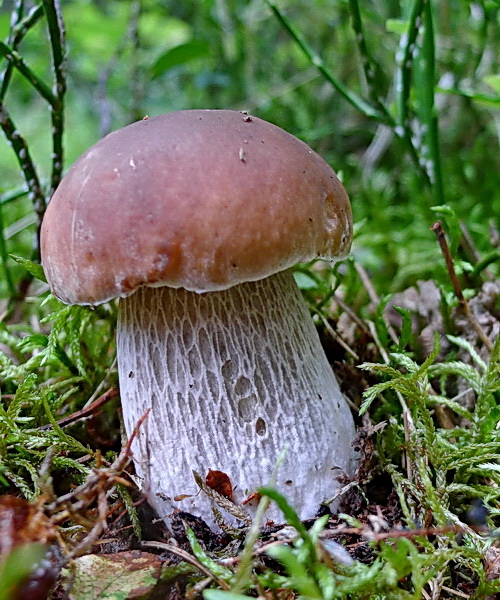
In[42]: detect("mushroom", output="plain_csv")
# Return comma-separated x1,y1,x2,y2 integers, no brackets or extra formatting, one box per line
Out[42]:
40,109,357,527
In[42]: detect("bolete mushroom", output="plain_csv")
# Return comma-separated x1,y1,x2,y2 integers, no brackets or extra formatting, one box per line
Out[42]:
40,109,357,527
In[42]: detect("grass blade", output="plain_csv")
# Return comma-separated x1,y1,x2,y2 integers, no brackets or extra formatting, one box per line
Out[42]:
395,0,433,189
348,0,391,121
265,0,384,121
416,1,444,204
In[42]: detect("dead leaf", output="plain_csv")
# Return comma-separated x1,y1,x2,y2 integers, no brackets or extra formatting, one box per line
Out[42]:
205,470,233,501
65,550,162,600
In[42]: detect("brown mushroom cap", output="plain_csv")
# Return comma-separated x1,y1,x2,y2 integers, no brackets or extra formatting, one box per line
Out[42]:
41,109,352,305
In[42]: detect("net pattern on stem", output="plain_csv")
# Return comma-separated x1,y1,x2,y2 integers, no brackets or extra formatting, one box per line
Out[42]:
117,269,356,526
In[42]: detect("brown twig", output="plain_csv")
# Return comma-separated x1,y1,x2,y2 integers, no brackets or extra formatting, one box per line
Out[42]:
181,519,489,572
354,261,399,345
140,540,231,590
332,293,370,334
313,307,359,360
341,521,486,544
431,221,493,351
47,410,147,512
39,386,119,431
45,410,149,562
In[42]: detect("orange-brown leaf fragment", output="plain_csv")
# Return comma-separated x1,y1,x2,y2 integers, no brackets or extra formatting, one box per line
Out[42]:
173,494,194,501
205,469,233,500
242,491,262,505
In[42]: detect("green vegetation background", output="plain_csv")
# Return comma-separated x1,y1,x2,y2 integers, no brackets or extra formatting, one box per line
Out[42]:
1,0,498,299
0,1,498,599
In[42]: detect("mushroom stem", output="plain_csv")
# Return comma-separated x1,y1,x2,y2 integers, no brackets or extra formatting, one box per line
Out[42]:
117,269,356,527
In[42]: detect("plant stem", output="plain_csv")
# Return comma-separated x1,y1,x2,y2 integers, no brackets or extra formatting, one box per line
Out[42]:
0,202,16,297
0,41,57,107
0,5,45,102
0,189,29,207
42,0,67,195
268,0,438,195
0,105,46,232
420,1,444,204
348,0,389,118
128,0,144,123
265,0,385,121
395,0,433,190
431,221,493,351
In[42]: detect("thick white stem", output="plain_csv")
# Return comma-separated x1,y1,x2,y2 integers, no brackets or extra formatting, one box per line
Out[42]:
117,270,357,528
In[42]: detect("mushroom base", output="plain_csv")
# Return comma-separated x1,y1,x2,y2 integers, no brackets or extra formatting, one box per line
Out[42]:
117,270,357,529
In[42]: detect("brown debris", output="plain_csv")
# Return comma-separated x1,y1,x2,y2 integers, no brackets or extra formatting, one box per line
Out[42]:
385,280,448,357
0,495,57,556
205,470,233,501
484,545,500,581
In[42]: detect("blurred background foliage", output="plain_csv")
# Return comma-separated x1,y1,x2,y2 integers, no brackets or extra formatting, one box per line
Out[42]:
0,0,498,302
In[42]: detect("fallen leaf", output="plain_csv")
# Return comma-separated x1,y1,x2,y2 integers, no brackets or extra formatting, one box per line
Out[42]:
205,470,233,501
65,551,162,600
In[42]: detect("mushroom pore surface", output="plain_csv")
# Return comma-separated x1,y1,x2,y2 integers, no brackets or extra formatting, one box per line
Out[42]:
118,270,357,527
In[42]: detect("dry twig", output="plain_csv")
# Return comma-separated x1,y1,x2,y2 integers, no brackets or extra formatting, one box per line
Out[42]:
431,221,493,351
140,540,231,590
40,386,119,431
45,410,149,561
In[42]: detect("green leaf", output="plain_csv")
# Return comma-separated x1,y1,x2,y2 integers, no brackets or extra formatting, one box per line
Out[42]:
294,271,318,290
0,543,47,598
446,335,487,371
9,254,47,282
430,206,461,254
375,295,392,347
265,544,322,598
483,74,500,94
476,462,500,473
18,334,49,352
358,379,397,415
378,538,416,584
416,1,444,204
436,85,500,107
186,528,234,583
258,487,310,544
393,306,414,350
204,592,249,600
151,40,210,78
426,394,472,419
386,19,408,35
